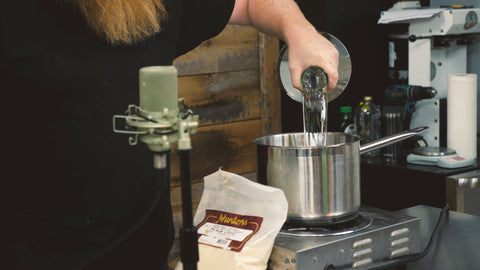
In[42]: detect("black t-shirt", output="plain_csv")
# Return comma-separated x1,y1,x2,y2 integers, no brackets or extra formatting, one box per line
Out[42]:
1,0,234,269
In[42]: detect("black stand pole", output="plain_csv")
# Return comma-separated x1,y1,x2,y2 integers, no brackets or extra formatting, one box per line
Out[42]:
179,148,198,270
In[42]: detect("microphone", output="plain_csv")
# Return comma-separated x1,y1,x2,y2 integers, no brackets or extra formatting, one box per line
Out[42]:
113,66,199,168
113,66,201,269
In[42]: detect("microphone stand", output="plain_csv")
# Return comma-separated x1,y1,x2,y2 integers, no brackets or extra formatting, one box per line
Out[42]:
112,66,200,269
178,148,199,270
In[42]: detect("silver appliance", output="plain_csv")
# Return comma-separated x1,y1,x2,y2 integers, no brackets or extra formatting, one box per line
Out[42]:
446,170,480,216
379,3,480,148
269,206,421,270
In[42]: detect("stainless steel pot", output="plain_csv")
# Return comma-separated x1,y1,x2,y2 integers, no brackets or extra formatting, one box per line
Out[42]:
254,127,428,226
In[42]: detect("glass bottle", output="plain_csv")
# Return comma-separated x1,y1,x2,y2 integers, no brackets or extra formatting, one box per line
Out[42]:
336,106,355,134
355,96,381,157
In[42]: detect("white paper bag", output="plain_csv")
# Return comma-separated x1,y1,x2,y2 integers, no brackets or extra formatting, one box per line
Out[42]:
175,169,288,270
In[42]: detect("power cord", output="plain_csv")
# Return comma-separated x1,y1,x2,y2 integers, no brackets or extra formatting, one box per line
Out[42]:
72,159,168,270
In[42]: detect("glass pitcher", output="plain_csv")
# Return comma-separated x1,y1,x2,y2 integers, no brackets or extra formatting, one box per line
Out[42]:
277,32,352,103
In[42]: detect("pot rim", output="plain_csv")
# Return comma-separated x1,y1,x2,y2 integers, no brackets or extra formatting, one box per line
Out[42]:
253,132,361,149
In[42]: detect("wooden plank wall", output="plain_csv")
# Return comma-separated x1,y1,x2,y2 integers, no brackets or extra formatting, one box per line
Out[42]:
168,25,281,268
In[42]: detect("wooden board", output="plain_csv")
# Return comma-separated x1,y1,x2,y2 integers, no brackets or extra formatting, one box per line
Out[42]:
178,70,261,126
259,33,282,135
174,25,259,76
169,119,261,186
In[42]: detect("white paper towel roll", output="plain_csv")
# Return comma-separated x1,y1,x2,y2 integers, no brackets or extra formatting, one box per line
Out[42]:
447,74,477,159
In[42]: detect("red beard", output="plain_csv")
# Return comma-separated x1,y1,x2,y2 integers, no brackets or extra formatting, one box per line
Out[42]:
73,0,167,45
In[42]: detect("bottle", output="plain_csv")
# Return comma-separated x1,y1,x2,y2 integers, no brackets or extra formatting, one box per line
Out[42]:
355,96,381,157
381,105,404,164
336,106,355,134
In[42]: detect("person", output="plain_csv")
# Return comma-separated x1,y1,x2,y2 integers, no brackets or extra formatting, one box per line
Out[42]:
2,0,338,269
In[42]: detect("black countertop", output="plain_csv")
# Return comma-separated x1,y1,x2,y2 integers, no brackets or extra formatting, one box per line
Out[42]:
360,158,480,211
397,205,480,270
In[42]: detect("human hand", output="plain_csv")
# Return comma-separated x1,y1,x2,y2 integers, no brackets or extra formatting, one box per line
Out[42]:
286,31,339,93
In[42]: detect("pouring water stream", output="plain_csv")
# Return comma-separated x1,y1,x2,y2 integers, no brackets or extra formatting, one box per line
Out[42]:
302,66,329,147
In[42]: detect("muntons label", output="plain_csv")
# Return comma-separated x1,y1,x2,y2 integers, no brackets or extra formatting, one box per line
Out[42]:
196,209,263,252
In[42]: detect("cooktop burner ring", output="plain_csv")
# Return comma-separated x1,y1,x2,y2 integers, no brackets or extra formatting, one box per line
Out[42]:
279,214,372,237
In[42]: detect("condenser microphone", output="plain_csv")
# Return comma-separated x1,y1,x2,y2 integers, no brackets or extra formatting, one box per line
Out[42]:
139,66,179,124
113,66,198,168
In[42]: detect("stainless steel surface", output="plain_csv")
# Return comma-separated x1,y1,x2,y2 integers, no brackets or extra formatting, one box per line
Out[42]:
359,126,429,154
255,132,362,223
254,127,428,224
447,170,480,188
278,32,352,103
280,215,373,237
399,205,480,270
269,206,421,270
411,146,456,156
446,170,480,216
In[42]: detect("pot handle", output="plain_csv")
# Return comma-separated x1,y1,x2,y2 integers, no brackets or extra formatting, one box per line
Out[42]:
359,126,429,154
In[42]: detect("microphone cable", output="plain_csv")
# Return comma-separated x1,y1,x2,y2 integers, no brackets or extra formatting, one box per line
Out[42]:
72,155,169,270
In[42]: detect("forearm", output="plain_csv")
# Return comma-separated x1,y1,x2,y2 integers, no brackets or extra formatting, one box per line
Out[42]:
229,0,317,44
229,0,339,91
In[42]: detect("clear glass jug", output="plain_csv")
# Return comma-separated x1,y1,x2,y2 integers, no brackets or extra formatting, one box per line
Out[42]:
278,32,352,103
